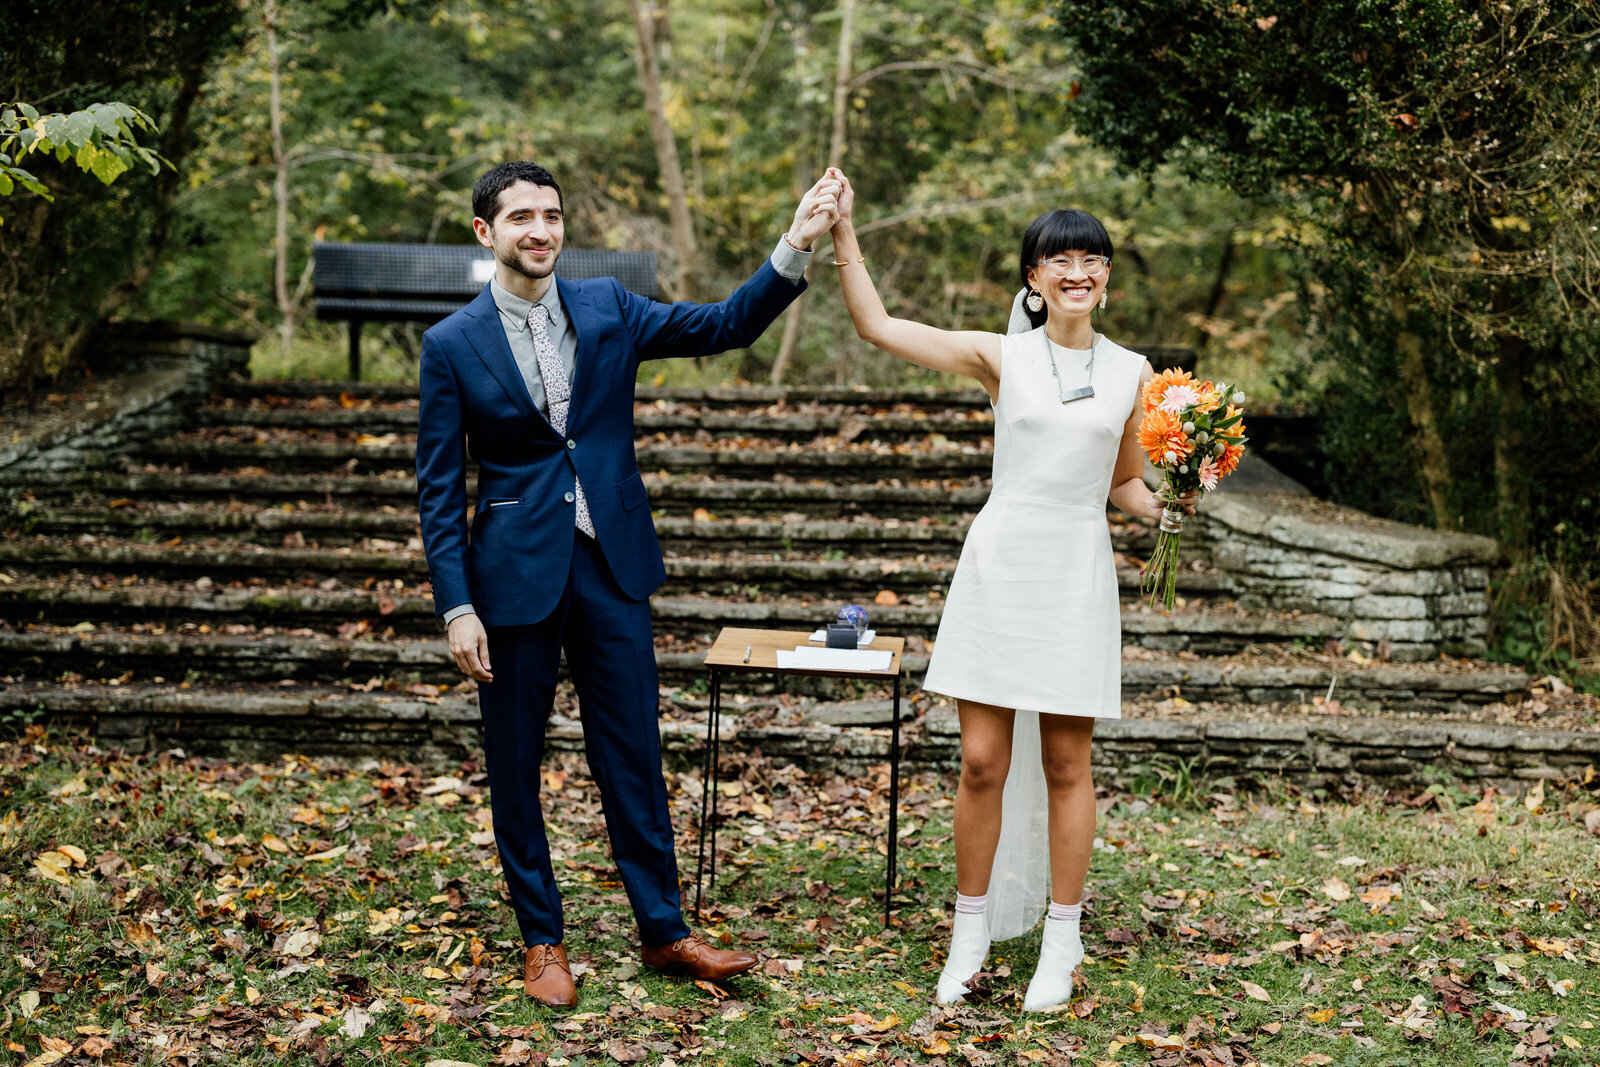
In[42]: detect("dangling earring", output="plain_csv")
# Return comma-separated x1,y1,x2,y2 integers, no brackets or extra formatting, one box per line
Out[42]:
1099,290,1107,310
1026,288,1044,313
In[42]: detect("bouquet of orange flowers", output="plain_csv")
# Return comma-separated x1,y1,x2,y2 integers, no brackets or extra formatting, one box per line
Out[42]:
1136,369,1248,610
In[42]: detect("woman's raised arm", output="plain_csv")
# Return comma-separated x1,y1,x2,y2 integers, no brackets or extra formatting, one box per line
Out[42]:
829,170,1002,399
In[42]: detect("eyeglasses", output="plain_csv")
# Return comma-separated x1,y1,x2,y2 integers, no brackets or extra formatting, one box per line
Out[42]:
1036,255,1110,277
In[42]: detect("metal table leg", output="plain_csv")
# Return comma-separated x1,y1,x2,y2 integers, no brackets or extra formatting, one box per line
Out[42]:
886,671,901,930
694,669,722,921
708,670,722,889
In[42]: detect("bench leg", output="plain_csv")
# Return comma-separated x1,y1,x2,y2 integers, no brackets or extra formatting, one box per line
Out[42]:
347,321,363,382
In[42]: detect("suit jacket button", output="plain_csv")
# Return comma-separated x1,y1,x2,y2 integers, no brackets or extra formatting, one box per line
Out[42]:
564,491,575,503
566,439,576,450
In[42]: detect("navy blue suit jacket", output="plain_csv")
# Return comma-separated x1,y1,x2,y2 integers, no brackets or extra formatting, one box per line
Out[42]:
416,260,805,627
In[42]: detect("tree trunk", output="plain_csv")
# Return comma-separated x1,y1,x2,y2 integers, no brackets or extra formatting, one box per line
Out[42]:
627,0,697,302
267,0,293,359
1390,290,1457,530
770,0,854,385
1493,334,1531,559
826,0,855,171
1194,227,1235,352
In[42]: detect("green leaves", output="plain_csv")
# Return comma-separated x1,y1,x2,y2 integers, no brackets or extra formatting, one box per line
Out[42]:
0,99,167,215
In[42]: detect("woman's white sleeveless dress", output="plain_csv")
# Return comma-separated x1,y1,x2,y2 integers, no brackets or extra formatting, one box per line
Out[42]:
920,325,1144,941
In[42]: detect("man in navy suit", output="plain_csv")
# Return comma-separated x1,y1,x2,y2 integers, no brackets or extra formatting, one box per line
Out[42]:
415,161,839,1005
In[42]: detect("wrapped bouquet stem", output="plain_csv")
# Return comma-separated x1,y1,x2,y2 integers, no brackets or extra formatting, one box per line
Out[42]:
1136,370,1249,610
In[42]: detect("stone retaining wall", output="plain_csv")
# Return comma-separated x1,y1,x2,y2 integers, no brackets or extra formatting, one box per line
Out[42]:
1198,492,1499,662
0,322,252,475
9,687,1590,792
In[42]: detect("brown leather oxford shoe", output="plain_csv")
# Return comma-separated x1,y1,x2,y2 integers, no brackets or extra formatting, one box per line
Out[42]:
523,943,576,1007
641,933,757,981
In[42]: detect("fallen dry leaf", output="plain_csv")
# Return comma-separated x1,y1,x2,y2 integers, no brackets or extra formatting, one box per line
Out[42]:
339,1006,373,1039
1240,980,1271,1003
280,929,322,958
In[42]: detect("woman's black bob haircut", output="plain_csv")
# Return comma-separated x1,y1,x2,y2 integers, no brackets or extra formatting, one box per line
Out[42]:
1018,209,1114,329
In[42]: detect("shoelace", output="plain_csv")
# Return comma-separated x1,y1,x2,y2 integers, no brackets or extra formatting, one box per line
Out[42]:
527,946,570,978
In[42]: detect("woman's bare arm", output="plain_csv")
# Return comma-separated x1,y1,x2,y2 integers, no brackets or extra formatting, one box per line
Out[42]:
830,172,1001,399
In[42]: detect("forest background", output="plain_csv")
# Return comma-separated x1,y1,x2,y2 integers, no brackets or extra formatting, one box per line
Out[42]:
1,0,1596,682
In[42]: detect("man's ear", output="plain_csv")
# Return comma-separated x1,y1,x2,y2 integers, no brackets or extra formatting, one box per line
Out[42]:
472,217,493,248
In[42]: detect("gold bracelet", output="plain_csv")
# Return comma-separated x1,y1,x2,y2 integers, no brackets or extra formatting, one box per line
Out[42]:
831,256,865,266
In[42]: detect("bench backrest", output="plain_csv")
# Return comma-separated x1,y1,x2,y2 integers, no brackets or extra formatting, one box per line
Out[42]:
313,243,658,324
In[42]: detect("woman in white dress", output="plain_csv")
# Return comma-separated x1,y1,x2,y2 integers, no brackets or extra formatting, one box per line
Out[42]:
826,169,1195,1011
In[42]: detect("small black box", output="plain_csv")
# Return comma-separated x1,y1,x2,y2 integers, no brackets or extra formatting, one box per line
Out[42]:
825,623,859,649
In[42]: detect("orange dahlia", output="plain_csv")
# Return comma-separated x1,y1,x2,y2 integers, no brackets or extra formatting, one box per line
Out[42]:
1217,440,1245,477
1142,368,1194,413
1195,382,1222,414
1138,408,1194,465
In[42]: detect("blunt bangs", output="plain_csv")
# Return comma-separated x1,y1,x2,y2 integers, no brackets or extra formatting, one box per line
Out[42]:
1019,209,1114,288
1017,209,1114,328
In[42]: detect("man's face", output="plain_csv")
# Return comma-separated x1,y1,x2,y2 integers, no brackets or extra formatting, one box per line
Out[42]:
474,181,564,281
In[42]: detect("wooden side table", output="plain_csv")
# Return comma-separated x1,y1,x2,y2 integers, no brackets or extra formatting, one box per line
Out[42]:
696,626,906,930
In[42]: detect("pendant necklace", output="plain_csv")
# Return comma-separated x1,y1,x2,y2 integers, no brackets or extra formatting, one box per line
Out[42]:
1046,331,1097,403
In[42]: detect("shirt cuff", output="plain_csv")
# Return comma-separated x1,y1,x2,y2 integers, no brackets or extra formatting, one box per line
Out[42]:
770,237,813,284
441,604,477,625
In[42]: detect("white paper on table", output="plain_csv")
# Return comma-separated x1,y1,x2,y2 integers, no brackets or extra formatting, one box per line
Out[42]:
807,628,877,647
776,646,893,673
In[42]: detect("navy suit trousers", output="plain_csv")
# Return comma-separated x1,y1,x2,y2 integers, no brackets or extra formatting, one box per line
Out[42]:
477,531,691,947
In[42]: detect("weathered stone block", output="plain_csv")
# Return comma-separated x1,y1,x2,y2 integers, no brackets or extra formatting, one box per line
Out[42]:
1099,719,1205,742
1206,721,1308,743
1349,619,1438,643
95,714,148,738
925,705,960,737
804,699,898,726
1351,595,1431,620
1309,743,1353,770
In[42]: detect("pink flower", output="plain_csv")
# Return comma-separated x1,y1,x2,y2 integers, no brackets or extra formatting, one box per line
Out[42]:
1198,456,1220,491
1157,384,1201,415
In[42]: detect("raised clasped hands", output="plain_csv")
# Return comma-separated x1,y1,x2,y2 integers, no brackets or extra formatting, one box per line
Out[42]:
823,167,854,230
789,174,843,250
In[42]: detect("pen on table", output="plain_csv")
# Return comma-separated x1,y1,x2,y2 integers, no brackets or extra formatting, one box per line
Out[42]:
742,645,752,663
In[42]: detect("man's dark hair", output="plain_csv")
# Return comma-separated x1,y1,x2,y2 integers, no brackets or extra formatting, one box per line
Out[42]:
1018,209,1114,329
472,161,564,225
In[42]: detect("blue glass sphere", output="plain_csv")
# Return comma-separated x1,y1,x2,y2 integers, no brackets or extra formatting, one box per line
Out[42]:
836,604,870,635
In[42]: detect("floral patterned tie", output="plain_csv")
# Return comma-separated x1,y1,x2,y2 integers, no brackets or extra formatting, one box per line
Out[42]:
526,303,594,537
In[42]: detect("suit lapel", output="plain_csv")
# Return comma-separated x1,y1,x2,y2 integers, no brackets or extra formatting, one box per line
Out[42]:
558,276,602,420
460,285,542,423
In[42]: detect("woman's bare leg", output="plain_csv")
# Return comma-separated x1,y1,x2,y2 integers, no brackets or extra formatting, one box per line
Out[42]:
1025,713,1096,1011
1038,713,1097,904
953,699,1016,894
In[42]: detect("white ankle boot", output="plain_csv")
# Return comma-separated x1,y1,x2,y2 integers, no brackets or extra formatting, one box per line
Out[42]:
1023,917,1084,1012
935,910,991,1005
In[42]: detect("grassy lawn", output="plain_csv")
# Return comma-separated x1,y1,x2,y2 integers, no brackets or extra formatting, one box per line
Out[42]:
2,728,1598,1067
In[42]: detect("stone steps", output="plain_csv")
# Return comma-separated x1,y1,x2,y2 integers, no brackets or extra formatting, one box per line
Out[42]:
4,471,1003,519
0,626,1527,710
0,579,1331,652
2,679,1577,784
9,503,1176,556
4,374,1516,760
221,381,997,410
137,437,997,481
0,538,1233,600
203,406,999,442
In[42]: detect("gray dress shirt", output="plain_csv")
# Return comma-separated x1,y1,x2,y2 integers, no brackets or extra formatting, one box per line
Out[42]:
443,239,813,626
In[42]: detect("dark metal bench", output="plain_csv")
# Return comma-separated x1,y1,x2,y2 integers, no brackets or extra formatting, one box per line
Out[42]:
312,243,658,380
